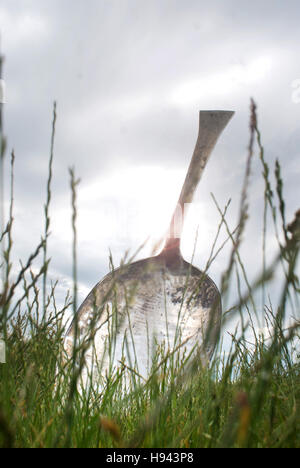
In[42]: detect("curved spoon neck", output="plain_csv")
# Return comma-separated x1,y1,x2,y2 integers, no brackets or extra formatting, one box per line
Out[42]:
159,238,183,270
178,110,234,207
163,237,181,253
164,110,234,257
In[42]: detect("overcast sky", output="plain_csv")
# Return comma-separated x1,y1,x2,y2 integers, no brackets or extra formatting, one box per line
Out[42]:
0,0,299,334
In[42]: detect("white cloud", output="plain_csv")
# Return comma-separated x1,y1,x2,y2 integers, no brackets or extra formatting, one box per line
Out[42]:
51,165,186,253
170,55,274,107
0,7,49,52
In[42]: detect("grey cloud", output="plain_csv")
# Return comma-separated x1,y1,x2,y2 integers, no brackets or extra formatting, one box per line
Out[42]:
0,0,299,315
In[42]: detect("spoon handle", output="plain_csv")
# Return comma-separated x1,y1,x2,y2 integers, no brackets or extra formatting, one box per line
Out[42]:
165,110,234,250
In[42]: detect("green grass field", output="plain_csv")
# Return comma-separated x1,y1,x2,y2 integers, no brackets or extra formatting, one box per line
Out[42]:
0,101,299,448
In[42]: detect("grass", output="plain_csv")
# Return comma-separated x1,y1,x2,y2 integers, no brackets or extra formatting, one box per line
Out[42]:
0,99,299,448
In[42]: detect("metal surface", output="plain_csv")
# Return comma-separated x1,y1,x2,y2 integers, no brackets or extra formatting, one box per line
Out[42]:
64,110,234,387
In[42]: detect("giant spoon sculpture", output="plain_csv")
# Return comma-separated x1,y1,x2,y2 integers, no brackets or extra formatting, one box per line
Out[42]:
64,110,234,388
